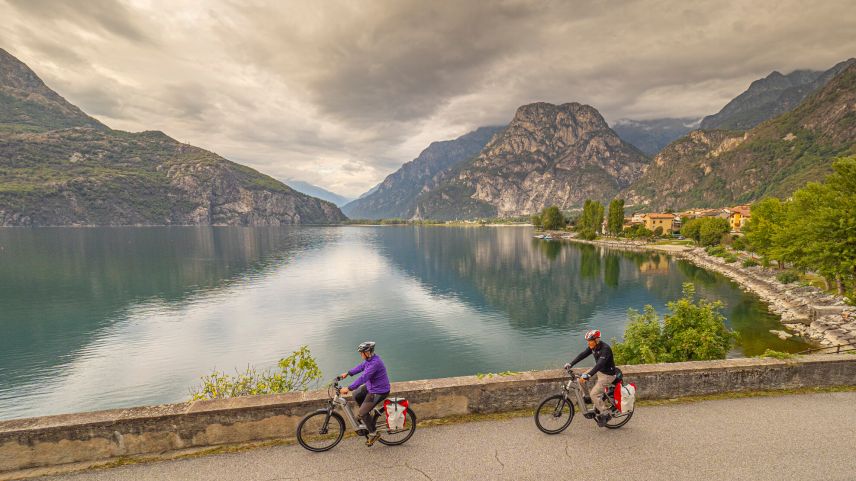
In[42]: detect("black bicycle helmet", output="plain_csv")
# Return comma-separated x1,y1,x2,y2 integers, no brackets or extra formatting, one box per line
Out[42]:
357,341,376,353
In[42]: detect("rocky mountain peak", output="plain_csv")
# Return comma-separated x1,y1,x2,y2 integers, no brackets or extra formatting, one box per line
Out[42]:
478,102,616,162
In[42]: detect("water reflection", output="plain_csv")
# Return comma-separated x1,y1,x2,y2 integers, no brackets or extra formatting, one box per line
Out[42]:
0,226,805,420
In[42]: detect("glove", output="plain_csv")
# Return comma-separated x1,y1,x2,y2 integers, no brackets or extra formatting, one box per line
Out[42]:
581,373,591,380
563,363,572,370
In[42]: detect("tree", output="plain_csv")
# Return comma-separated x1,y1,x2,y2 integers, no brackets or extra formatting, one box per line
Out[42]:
613,283,735,365
541,205,565,230
578,199,605,235
607,199,624,235
699,217,730,246
774,157,856,295
594,202,605,234
653,226,664,237
743,197,786,262
531,213,542,229
680,219,702,244
681,217,729,246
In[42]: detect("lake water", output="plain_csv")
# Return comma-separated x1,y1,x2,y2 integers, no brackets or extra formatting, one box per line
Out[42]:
0,226,805,420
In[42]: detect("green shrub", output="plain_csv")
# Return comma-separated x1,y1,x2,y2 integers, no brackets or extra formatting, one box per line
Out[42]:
723,254,738,263
757,349,795,360
742,258,760,268
578,228,597,240
613,283,735,365
730,236,747,251
189,346,322,400
776,270,801,284
705,245,726,257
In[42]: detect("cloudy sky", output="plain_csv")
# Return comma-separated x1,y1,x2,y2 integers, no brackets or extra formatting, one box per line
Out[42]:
1,0,854,197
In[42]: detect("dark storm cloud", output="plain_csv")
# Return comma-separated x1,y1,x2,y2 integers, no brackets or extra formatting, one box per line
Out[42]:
1,0,855,197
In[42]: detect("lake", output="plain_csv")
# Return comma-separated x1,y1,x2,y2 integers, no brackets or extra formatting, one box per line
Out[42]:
0,226,805,420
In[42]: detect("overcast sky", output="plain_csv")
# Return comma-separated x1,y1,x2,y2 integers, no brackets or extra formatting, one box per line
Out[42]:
2,0,854,197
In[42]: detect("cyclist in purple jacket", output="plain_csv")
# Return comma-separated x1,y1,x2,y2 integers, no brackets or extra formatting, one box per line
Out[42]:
339,341,391,446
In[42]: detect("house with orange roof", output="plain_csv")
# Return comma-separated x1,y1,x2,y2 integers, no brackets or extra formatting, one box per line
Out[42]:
727,205,752,232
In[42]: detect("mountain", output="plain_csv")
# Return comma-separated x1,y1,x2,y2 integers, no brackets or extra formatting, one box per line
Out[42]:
342,126,503,219
413,102,649,220
0,49,107,132
612,117,701,155
0,49,346,226
699,58,856,131
284,180,352,207
623,62,856,211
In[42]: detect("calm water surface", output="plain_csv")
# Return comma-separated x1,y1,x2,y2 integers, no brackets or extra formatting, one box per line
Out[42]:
0,226,805,420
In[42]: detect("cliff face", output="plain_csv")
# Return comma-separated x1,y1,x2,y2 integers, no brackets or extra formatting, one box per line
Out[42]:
342,126,503,219
699,58,855,131
623,63,856,210
414,102,649,219
0,49,346,226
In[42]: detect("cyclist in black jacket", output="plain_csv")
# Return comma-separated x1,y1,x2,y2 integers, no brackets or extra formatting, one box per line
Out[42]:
565,329,617,427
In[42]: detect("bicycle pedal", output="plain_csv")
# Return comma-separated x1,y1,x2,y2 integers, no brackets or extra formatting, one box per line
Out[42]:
583,412,595,419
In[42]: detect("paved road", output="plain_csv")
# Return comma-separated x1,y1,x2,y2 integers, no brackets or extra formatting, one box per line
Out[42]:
37,392,856,481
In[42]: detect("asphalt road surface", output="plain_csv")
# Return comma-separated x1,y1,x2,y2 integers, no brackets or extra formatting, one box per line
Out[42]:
36,391,856,481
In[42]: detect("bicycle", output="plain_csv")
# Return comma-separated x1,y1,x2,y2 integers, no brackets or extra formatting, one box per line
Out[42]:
534,367,634,434
296,376,417,451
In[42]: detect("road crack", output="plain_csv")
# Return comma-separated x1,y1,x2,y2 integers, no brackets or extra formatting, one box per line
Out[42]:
494,449,505,472
404,462,433,481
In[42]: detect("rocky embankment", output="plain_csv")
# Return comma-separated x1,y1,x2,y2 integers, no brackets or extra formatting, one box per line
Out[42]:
680,248,855,349
557,235,856,349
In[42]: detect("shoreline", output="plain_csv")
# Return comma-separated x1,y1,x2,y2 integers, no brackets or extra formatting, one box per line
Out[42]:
552,234,856,349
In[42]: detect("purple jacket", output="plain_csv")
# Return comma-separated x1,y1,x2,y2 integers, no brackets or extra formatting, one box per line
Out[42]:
348,354,391,394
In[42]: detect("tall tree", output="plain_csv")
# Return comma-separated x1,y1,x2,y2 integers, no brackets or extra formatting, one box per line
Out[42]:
607,199,625,235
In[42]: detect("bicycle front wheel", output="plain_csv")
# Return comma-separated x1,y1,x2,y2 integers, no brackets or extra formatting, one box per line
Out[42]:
535,394,574,434
377,408,417,446
297,410,345,452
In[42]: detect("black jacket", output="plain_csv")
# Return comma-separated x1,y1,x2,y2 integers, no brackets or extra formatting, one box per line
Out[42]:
569,341,617,376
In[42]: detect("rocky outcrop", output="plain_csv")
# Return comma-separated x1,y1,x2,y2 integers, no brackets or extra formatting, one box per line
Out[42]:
623,62,856,211
700,58,856,131
342,126,503,219
414,102,649,219
0,49,346,226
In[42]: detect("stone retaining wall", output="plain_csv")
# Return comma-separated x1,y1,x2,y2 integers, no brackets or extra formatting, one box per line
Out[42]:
2,355,855,476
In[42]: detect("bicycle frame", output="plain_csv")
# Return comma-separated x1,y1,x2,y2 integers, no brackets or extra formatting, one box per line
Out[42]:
563,375,598,415
323,382,389,434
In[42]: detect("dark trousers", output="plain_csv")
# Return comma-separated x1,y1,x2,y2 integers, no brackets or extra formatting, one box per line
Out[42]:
353,385,389,433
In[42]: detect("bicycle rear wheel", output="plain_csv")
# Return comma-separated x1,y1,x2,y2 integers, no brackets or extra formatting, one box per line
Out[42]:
605,408,634,429
297,410,345,452
535,394,574,434
377,408,417,445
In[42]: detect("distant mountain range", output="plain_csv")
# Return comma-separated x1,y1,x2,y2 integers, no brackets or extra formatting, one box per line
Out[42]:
4,46,853,224
355,58,856,219
623,61,856,210
611,117,701,156
0,48,345,226
700,58,855,131
342,126,503,219
284,180,352,207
